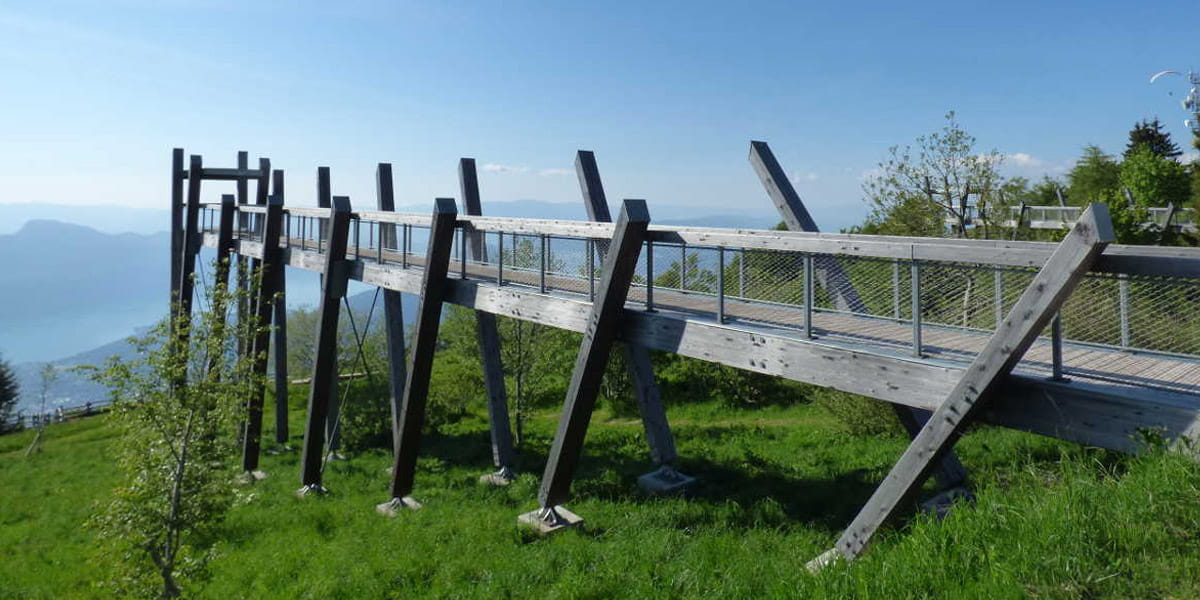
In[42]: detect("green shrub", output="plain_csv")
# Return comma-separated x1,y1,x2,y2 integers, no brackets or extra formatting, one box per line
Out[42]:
811,388,905,437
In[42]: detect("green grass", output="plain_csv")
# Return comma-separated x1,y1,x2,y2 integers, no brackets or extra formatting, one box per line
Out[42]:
4,396,1200,599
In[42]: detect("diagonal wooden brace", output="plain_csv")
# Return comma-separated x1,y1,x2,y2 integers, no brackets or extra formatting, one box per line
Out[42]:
374,164,409,458
575,151,682,474
460,159,518,482
531,199,651,522
242,190,284,475
384,198,459,505
828,203,1114,562
297,194,352,493
750,140,970,494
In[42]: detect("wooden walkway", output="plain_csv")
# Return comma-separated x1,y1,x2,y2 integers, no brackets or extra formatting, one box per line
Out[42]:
322,241,1200,400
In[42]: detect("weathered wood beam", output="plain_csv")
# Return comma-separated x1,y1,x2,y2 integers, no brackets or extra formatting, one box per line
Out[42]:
380,198,459,512
751,140,969,492
242,191,284,476
177,155,204,327
460,158,517,478
528,200,650,528
313,167,342,454
271,170,290,445
375,163,409,456
169,148,185,313
297,195,352,494
828,203,1115,563
208,195,237,378
207,236,1200,457
575,150,680,472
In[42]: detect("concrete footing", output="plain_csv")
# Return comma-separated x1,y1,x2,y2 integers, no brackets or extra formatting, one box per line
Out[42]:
294,483,329,498
636,465,696,495
235,470,268,486
479,466,517,487
805,548,842,573
919,485,975,520
517,505,584,535
376,496,423,516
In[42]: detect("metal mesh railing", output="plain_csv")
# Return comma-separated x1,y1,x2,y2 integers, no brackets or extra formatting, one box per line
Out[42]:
225,207,1200,369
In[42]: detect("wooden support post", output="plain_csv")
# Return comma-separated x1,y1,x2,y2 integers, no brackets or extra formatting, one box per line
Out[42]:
751,140,971,499
460,158,518,484
241,191,284,480
207,195,237,377
749,140,867,313
378,198,459,514
816,204,1114,567
521,200,650,532
169,148,185,314
297,195,352,495
235,152,252,375
574,151,690,494
313,167,342,455
271,170,290,445
375,164,410,459
178,155,204,328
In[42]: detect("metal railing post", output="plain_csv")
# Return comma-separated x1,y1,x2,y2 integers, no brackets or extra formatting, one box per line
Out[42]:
460,227,467,279
645,240,655,310
587,238,596,301
717,246,726,323
539,234,548,293
1118,275,1131,348
1051,313,1066,380
892,260,901,320
680,243,688,291
739,248,746,298
803,254,814,338
402,224,409,268
993,268,1004,330
497,231,505,285
911,260,922,357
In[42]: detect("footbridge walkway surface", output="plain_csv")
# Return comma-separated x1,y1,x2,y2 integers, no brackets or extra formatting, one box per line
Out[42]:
170,144,1200,565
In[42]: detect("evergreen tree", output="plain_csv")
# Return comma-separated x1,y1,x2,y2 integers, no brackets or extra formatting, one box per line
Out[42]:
1067,145,1121,205
0,353,18,430
1125,118,1182,160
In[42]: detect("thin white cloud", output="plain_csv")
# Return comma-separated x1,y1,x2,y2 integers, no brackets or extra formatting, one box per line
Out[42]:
482,163,528,174
1177,151,1200,164
1007,152,1043,168
790,171,818,183
538,168,571,177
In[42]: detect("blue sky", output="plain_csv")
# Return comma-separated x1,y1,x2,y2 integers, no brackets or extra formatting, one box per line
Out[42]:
1,0,1195,231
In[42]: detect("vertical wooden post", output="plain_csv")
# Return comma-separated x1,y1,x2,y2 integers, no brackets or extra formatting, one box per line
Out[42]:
242,191,284,478
208,195,237,376
297,195,352,495
816,204,1114,567
521,200,650,532
459,158,518,483
271,170,290,445
378,198,459,514
178,155,204,328
375,164,410,458
750,140,971,501
313,167,342,455
574,151,688,493
235,152,252,374
169,148,185,314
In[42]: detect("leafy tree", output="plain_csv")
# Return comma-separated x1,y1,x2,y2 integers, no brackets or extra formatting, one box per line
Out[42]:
1125,118,1182,160
88,267,259,599
863,111,1004,237
0,353,18,432
1067,145,1121,206
1109,145,1192,244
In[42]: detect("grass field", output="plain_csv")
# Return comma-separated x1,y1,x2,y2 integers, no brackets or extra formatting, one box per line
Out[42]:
3,395,1200,599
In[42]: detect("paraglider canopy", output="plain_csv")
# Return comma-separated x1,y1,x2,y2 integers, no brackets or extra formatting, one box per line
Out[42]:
1150,70,1181,84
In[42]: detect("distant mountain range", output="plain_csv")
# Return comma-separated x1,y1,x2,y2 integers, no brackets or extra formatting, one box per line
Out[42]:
1,201,777,413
